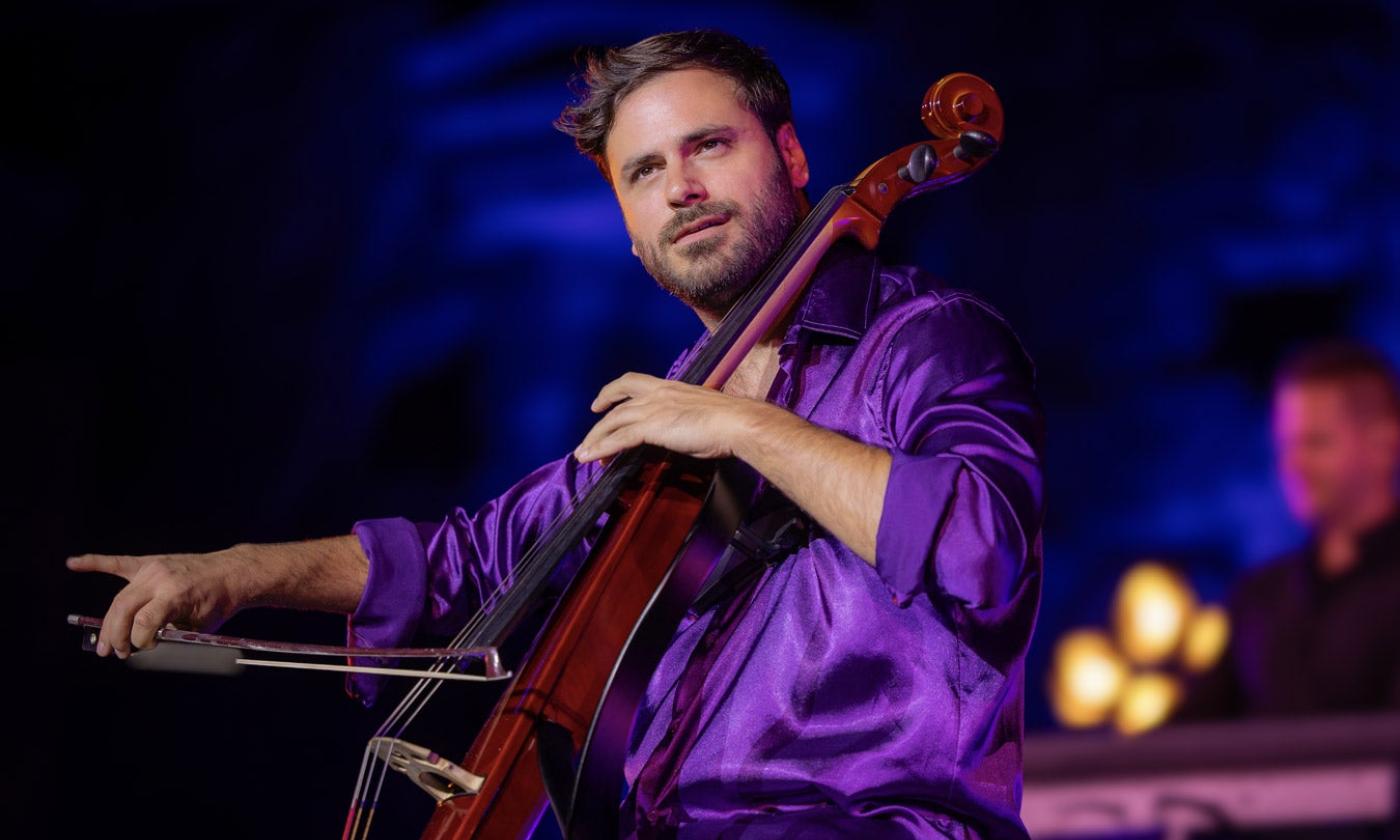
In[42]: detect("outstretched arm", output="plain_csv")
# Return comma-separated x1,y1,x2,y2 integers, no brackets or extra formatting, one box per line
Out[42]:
67,534,369,659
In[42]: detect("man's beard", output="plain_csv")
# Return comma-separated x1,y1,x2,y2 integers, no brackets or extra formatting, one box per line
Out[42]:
631,156,801,319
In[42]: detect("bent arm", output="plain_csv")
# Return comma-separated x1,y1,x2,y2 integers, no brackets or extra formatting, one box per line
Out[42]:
731,410,890,564
868,300,1044,610
736,299,1043,611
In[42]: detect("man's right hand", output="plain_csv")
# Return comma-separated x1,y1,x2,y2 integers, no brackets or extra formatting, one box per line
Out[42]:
67,535,369,658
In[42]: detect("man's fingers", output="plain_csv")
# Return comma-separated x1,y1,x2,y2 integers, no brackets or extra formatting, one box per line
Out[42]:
591,372,662,412
66,553,142,581
579,404,658,462
576,402,648,460
99,584,150,659
130,600,172,651
583,426,644,462
590,383,632,413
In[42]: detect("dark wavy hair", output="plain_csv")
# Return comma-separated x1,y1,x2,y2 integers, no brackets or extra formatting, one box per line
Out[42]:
553,30,793,181
1275,339,1400,422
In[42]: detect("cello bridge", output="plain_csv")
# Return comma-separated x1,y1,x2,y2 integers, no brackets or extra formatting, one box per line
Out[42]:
369,737,483,802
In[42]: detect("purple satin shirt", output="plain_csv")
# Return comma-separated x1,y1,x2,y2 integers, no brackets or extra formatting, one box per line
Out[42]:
347,242,1045,838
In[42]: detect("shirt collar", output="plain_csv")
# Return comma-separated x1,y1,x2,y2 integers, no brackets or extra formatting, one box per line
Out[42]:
1297,505,1400,594
1357,505,1400,565
788,238,880,341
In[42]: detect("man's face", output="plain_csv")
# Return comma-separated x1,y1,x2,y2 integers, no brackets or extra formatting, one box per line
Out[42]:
603,67,808,319
1273,382,1400,526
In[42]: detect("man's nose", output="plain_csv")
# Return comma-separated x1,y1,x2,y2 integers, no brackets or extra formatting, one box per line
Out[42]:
1278,446,1307,478
665,162,708,207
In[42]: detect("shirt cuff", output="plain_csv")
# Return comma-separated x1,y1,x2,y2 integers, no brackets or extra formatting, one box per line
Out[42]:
345,516,432,706
874,449,962,606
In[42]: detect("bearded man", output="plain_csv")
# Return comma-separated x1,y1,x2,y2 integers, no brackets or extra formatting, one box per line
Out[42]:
70,30,1045,839
1179,341,1400,720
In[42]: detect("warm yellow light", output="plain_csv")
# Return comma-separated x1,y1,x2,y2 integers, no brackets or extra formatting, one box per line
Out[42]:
1113,672,1182,735
1181,604,1230,673
1049,628,1129,728
1112,562,1197,666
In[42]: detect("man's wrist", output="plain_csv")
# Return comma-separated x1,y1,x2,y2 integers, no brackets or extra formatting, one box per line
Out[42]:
221,541,288,610
224,535,369,614
728,399,797,467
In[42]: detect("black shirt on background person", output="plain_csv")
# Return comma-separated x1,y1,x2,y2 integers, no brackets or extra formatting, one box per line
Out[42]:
1177,507,1400,719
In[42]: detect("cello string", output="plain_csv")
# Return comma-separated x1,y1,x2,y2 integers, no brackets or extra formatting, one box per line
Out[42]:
349,183,851,828
344,741,375,840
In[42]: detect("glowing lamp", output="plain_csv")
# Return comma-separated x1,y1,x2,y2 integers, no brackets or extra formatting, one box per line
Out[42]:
1049,628,1129,728
1112,561,1196,666
1113,672,1182,735
1181,603,1230,673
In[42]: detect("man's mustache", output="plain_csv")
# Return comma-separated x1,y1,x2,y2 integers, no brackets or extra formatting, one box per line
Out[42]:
660,200,742,247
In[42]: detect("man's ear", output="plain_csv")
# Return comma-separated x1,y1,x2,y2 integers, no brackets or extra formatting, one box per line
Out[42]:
1370,416,1400,459
775,122,810,190
631,242,639,258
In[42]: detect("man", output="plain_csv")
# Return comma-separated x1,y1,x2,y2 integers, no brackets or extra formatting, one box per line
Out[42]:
68,30,1044,838
1179,340,1400,718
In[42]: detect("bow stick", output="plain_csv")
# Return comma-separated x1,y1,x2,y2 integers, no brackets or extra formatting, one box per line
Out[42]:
66,614,512,682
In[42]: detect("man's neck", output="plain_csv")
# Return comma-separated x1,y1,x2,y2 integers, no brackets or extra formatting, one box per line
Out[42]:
698,310,723,334
693,295,792,340
1315,493,1398,579
689,300,790,402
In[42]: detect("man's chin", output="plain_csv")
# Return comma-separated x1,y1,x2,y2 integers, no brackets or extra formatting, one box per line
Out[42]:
650,268,746,311
670,234,731,262
1288,497,1342,529
674,281,746,311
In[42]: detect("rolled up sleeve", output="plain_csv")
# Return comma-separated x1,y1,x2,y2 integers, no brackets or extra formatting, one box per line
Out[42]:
872,296,1044,609
345,452,603,705
348,516,435,661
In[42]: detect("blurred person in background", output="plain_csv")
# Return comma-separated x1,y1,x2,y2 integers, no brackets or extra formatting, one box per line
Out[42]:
1179,340,1400,719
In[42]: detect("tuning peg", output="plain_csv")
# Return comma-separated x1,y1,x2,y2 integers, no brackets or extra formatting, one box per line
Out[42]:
954,130,998,162
896,144,937,183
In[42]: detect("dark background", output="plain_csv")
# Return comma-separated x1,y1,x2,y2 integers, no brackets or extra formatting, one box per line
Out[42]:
8,0,1398,836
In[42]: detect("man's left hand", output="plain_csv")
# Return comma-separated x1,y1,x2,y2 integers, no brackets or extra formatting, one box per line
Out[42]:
574,372,779,463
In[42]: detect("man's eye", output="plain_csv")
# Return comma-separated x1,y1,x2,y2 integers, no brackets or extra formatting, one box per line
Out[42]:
700,138,725,151
633,165,655,181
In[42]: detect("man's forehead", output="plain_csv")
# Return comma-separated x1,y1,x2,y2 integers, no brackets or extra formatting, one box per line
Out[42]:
605,69,756,162
1275,381,1375,426
1277,382,1347,410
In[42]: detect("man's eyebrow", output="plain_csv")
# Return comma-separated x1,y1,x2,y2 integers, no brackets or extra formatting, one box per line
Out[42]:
620,151,664,181
680,123,735,145
619,124,738,181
